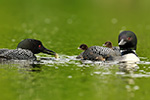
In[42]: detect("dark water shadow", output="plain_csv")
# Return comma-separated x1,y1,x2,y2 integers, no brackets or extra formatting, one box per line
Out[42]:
0,59,44,72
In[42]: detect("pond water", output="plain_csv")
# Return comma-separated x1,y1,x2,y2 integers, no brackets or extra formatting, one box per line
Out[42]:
0,55,150,100
0,0,150,100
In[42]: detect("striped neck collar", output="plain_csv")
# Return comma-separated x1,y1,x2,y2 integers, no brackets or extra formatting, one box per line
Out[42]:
120,50,137,56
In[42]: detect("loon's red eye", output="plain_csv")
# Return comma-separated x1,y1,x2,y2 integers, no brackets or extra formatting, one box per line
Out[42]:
127,37,132,40
38,45,41,48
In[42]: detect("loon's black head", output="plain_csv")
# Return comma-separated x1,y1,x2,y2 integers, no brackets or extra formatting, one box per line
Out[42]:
78,44,88,50
17,39,56,55
103,41,112,48
118,31,137,50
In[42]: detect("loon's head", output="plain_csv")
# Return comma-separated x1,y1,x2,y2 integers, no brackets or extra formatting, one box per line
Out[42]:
103,41,113,48
78,44,88,51
118,31,137,50
17,39,56,55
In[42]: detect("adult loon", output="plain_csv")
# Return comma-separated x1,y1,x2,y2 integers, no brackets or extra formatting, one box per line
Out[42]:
118,31,140,62
0,39,57,60
77,44,121,61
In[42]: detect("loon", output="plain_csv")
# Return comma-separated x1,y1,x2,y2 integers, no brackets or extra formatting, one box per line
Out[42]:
0,39,57,60
118,31,140,62
77,44,121,61
76,44,88,59
103,41,120,51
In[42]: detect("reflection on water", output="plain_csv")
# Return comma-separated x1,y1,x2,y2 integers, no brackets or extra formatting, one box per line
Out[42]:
118,62,139,98
6,55,150,80
119,62,139,73
38,55,150,98
0,54,150,99
124,78,139,98
0,54,150,76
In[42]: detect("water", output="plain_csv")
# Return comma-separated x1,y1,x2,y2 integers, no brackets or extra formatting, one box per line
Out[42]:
1,0,150,100
1,54,150,100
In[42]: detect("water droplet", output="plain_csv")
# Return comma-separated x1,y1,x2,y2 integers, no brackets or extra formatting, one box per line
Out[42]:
111,18,118,24
102,72,111,75
68,76,72,78
133,86,139,90
44,18,51,24
67,19,73,24
77,65,83,67
22,23,27,28
125,85,131,90
71,68,74,70
116,72,125,75
25,29,32,33
93,72,101,75
11,39,16,42
121,26,126,30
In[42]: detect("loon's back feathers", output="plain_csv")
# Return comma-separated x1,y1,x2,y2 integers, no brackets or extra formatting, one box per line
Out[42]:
0,49,9,54
0,48,36,60
88,46,118,56
112,46,120,51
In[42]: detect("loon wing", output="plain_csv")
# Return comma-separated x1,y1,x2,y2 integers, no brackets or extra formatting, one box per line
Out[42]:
0,49,36,60
0,49,9,54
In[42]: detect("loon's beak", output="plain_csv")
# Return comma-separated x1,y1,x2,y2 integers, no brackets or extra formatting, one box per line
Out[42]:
42,48,56,55
118,39,127,46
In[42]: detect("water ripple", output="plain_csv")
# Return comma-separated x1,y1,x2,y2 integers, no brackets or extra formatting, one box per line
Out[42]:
1,54,150,79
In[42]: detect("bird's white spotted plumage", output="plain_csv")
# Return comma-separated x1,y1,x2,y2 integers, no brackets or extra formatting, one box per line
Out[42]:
82,46,121,61
0,48,36,60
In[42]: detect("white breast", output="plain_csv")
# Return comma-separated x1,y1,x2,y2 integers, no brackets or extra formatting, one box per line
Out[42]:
120,53,140,62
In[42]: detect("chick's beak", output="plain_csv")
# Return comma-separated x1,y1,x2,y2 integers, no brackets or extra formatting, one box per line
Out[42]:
103,44,106,46
78,47,81,49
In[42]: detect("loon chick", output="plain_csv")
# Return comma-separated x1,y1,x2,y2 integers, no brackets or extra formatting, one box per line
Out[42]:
103,41,120,51
78,44,88,50
0,39,56,60
118,31,140,62
76,44,88,59
77,44,120,61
